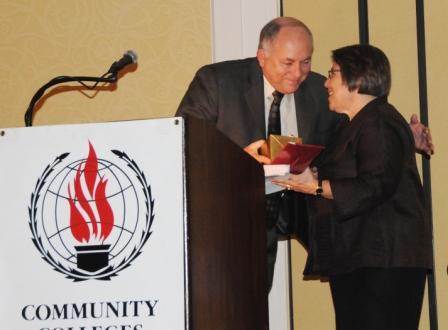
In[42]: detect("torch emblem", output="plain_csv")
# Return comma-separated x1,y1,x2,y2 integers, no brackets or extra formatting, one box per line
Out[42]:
28,142,154,281
67,143,114,272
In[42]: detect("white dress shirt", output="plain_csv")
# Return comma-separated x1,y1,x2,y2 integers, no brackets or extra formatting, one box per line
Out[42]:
263,77,299,137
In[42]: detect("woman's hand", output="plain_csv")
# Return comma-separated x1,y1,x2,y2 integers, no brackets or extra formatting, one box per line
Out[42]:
271,167,319,195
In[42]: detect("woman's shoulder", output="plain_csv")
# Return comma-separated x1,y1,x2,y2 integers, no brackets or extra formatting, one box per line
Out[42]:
357,99,409,132
364,101,415,149
347,99,413,150
378,103,413,137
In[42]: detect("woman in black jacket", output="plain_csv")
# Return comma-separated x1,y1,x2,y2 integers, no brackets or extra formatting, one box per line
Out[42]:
274,44,433,330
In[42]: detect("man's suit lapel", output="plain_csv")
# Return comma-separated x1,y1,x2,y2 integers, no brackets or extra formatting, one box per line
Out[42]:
294,88,315,143
244,60,266,141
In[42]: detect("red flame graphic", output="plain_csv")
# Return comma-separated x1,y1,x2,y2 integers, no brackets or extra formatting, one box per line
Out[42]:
67,142,114,243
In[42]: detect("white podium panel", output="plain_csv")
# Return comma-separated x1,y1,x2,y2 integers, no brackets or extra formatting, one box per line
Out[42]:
0,118,186,329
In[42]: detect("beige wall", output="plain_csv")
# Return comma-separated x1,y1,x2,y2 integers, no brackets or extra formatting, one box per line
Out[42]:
0,0,210,128
284,0,448,329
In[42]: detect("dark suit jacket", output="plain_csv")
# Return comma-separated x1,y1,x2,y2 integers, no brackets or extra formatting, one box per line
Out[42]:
176,57,339,148
304,97,433,276
176,57,341,244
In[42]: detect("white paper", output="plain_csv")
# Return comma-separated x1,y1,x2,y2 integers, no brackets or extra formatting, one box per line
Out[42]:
264,164,290,195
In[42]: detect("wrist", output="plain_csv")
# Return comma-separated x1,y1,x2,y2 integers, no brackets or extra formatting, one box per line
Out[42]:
315,179,323,197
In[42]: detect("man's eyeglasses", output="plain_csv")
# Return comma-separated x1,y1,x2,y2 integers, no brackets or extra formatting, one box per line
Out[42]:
328,69,341,79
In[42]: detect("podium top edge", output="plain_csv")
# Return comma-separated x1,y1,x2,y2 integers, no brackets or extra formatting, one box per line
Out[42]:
0,116,185,131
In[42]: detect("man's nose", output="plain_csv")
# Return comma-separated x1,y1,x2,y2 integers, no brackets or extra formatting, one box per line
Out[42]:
291,62,303,79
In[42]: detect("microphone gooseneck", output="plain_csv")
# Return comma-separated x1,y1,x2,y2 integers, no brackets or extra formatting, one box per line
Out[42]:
24,50,138,127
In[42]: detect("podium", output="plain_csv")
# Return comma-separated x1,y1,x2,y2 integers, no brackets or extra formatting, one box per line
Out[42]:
183,116,268,329
0,116,268,329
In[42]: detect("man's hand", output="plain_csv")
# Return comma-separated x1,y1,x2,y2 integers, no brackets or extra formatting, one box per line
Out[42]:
410,114,434,156
244,139,272,164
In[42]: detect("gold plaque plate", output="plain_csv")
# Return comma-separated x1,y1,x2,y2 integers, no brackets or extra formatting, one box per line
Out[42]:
260,135,302,161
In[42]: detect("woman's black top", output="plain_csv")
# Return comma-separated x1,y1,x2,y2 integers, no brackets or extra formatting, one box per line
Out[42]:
304,97,433,276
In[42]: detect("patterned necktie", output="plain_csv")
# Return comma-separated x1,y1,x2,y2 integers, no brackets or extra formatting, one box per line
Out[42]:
267,90,284,137
265,90,285,234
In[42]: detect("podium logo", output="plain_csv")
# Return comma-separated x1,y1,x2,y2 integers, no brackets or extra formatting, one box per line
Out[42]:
28,142,154,281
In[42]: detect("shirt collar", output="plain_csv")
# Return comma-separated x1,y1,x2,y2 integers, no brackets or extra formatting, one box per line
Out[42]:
263,76,276,100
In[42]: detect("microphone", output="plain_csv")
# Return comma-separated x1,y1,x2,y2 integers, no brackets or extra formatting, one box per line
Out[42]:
107,50,138,75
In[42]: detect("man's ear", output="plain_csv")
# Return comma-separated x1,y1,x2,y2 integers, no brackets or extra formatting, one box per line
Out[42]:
256,48,266,67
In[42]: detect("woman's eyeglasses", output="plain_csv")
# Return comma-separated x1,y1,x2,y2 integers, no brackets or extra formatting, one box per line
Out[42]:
327,69,341,79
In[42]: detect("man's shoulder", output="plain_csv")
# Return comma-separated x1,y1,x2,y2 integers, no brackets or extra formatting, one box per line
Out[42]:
303,71,327,87
296,71,328,100
204,57,257,68
198,57,258,76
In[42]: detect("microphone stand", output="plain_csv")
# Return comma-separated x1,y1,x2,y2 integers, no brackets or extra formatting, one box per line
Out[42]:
24,73,118,127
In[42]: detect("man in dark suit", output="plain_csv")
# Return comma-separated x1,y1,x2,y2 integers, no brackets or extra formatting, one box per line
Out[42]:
176,16,433,290
176,17,336,289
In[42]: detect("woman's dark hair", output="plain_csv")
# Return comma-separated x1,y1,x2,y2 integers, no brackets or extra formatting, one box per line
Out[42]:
332,44,391,97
